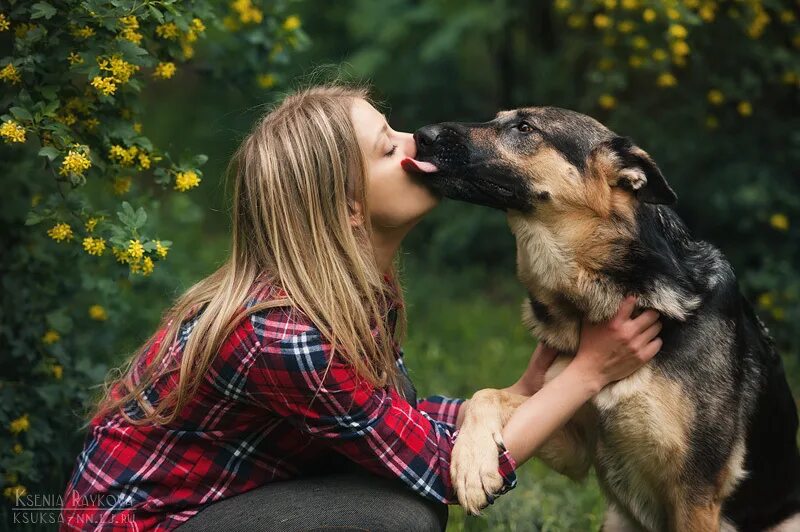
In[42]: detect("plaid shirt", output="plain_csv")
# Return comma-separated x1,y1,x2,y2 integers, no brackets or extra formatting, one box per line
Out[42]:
60,275,517,531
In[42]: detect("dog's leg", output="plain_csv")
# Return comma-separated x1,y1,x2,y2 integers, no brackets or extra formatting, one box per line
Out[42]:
450,387,594,514
450,388,527,514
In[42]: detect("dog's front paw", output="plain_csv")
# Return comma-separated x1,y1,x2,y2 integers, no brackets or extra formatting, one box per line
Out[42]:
451,427,504,515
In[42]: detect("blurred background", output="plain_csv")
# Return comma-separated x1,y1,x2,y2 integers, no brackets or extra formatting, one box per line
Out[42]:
1,0,798,529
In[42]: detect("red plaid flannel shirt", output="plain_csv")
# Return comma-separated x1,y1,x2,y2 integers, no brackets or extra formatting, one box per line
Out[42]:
60,275,517,531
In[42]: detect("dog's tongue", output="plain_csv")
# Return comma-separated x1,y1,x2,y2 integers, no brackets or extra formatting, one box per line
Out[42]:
402,157,439,174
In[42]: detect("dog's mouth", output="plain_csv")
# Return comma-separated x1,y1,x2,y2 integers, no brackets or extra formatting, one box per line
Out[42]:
403,155,531,212
401,157,439,174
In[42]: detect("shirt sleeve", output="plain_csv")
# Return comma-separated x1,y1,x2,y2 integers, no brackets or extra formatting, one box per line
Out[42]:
244,325,517,504
395,348,466,430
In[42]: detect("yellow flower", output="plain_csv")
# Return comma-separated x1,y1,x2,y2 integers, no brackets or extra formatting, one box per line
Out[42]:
155,240,169,259
707,89,724,105
82,236,106,256
632,35,648,50
780,11,796,24
0,63,21,84
141,256,154,276
771,307,785,321
89,304,108,321
699,5,715,22
71,25,95,39
113,176,132,195
91,76,117,96
153,62,176,80
657,73,677,87
232,0,264,24
671,40,690,57
668,24,687,39
133,122,143,133
192,18,206,33
138,152,151,170
593,13,612,29
257,73,276,88
9,414,30,434
770,213,789,231
621,0,639,9
554,0,571,10
31,194,42,207
628,55,644,68
118,15,142,44
617,20,635,33
282,15,301,31
12,443,22,454
0,13,9,32
112,246,129,263
737,101,752,117
84,116,100,131
156,22,180,39
0,120,26,143
598,94,617,110
651,48,668,61
603,0,616,9
109,144,139,166
666,7,680,20
175,170,201,191
705,115,719,130
47,223,73,242
60,148,92,176
3,485,27,501
642,8,656,23
52,364,63,380
42,329,60,344
67,52,83,65
567,14,586,28
97,54,138,84
127,239,144,261
181,42,195,59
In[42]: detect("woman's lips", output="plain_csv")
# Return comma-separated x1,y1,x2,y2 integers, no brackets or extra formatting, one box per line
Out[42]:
401,157,439,174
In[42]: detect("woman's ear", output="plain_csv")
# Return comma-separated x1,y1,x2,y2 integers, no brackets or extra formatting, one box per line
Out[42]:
349,199,365,227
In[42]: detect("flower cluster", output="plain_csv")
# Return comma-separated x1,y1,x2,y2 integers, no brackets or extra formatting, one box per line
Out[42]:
59,146,92,177
175,170,201,192
0,120,26,143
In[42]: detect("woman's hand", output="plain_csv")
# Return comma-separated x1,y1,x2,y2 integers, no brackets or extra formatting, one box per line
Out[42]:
511,343,560,396
570,295,662,393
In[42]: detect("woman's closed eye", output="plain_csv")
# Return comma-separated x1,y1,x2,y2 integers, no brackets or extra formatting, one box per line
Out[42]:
385,144,398,157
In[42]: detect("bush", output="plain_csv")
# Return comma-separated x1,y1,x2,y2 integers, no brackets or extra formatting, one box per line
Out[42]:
0,0,307,507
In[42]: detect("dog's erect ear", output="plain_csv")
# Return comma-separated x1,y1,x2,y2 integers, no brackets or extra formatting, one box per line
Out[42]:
600,136,677,205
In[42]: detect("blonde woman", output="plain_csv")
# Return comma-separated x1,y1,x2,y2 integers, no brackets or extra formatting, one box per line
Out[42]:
60,85,662,531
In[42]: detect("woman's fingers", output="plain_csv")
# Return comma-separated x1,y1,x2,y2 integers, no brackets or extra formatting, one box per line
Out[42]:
612,295,638,326
536,344,559,366
638,337,663,363
630,308,660,333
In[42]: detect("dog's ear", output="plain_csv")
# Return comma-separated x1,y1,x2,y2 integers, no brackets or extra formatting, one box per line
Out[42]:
597,136,677,205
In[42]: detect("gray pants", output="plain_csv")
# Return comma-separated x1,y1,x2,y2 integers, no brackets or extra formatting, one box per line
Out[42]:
176,470,448,531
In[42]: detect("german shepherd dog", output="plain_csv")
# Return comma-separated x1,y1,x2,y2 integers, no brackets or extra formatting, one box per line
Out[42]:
402,107,800,531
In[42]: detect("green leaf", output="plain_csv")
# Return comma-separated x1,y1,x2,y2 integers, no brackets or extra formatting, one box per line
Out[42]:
30,2,57,20
192,154,209,167
10,107,33,121
148,5,165,23
37,146,60,161
133,207,147,229
25,211,44,225
46,309,73,333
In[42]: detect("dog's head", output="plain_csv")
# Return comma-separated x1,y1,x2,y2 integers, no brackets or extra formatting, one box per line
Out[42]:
403,107,676,215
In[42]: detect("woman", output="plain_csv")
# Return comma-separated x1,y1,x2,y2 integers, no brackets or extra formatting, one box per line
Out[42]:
60,85,662,531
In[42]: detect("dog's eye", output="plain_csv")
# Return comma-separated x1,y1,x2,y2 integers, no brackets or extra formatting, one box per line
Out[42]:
516,122,534,133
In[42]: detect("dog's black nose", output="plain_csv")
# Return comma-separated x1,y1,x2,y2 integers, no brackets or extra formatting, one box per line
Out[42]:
414,124,446,148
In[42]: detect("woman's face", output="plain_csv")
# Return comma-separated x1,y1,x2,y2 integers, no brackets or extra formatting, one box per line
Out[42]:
350,98,439,231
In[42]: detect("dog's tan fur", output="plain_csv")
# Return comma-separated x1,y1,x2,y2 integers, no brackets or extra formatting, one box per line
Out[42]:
450,130,736,530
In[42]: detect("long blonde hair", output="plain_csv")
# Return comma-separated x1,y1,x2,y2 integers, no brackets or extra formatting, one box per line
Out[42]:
92,84,406,425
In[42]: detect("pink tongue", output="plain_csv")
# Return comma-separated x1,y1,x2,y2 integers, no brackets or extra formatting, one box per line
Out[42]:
402,157,439,174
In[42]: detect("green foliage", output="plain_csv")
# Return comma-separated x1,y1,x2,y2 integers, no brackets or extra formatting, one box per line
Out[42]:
0,0,306,506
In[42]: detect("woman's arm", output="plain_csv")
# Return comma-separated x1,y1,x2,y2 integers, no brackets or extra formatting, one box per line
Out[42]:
502,296,662,464
244,324,518,505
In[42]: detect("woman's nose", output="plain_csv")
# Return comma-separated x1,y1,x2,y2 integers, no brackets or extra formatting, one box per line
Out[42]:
399,131,416,158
